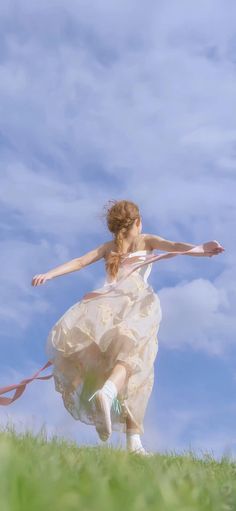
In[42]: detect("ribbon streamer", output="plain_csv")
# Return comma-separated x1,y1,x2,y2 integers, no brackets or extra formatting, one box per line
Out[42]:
0,360,53,406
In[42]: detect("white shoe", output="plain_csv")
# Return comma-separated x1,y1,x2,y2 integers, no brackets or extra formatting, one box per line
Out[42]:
128,446,154,457
88,389,112,442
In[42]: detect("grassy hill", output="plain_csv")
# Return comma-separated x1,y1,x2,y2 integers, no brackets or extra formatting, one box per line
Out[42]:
0,423,236,511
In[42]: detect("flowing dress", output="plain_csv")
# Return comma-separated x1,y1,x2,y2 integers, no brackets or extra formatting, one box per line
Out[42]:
0,240,222,424
45,249,162,435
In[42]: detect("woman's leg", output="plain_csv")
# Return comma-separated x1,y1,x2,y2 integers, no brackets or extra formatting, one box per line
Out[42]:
126,415,140,432
109,364,143,433
108,363,141,431
126,415,147,454
91,362,128,441
108,362,128,393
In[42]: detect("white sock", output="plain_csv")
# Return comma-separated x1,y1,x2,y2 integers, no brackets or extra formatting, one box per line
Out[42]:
101,379,118,408
126,432,143,452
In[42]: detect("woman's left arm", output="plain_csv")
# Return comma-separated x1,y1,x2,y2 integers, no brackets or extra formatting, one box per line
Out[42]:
184,241,225,257
145,234,224,257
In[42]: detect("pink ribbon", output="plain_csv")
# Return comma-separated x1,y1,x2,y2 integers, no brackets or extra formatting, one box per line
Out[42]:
0,360,53,405
0,239,224,406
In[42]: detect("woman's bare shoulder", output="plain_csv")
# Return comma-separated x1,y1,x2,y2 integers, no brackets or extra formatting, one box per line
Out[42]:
103,240,115,259
142,233,154,251
104,234,152,258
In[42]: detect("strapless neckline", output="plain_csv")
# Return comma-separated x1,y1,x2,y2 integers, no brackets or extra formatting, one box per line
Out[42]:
122,249,152,257
107,249,153,260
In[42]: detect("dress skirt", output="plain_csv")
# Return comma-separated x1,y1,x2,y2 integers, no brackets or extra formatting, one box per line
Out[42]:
45,254,162,435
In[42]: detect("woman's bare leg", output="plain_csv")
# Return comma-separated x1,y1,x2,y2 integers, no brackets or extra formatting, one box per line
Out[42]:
108,363,139,431
108,362,128,393
126,415,140,433
93,362,127,441
102,363,148,453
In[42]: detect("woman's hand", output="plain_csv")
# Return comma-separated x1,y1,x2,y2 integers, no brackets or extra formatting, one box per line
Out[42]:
183,241,225,257
202,241,225,257
31,272,53,286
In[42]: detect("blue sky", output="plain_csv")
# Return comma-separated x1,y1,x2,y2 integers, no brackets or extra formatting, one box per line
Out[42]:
0,0,235,460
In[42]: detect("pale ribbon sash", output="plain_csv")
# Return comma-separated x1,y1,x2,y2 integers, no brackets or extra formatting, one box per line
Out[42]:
82,240,223,300
0,239,224,405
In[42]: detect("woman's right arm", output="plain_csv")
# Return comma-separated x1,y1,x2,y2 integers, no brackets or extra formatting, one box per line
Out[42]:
31,241,112,286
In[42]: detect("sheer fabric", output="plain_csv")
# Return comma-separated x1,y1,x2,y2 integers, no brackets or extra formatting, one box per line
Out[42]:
45,250,161,434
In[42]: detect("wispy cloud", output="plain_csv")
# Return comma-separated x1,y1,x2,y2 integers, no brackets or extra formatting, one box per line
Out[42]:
158,274,234,356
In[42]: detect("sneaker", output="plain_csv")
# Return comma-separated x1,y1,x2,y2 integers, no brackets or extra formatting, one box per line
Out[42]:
88,389,112,442
129,446,154,457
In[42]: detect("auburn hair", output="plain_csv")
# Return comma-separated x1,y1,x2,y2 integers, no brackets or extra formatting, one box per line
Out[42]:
101,199,141,280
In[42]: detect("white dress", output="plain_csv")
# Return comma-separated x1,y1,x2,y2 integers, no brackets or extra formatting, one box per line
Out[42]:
45,249,163,434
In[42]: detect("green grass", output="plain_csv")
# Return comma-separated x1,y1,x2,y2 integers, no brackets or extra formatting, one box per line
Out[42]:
0,421,236,511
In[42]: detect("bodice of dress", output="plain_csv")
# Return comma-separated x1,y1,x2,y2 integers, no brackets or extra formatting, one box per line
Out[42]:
104,250,153,286
133,251,153,283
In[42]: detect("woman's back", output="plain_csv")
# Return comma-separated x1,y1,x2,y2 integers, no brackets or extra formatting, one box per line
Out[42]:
104,233,150,260
104,248,154,286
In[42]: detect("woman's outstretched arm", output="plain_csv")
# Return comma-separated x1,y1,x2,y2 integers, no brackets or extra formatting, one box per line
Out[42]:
144,233,224,257
31,241,112,286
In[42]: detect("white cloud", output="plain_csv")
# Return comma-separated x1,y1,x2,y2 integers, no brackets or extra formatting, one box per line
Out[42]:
144,390,236,461
157,274,235,356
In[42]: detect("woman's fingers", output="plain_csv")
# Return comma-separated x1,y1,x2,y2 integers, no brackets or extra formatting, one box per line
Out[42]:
205,246,225,257
31,274,48,286
31,275,41,286
212,247,225,254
